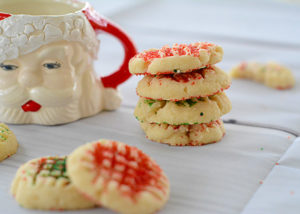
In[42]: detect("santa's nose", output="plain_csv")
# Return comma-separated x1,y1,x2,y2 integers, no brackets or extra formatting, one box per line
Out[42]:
18,71,42,88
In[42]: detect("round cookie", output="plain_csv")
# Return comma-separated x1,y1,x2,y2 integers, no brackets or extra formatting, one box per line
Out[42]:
140,120,225,146
137,66,231,101
11,156,95,210
230,62,295,89
67,139,170,214
0,123,18,161
134,92,231,125
129,42,223,75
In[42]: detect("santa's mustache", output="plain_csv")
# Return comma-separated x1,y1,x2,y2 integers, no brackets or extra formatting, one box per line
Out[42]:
0,85,79,108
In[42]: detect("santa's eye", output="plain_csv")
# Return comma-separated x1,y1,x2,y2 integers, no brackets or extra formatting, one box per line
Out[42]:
0,63,18,71
43,62,61,69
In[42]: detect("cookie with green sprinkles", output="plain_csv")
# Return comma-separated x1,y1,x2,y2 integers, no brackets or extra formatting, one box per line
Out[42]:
0,123,18,161
134,92,231,125
11,156,95,210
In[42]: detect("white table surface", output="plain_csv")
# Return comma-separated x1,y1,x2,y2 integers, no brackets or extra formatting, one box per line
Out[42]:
1,0,300,214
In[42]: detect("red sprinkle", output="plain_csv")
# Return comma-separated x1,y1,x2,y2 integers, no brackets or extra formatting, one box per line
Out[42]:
135,42,215,62
277,86,292,90
157,68,207,83
240,62,247,70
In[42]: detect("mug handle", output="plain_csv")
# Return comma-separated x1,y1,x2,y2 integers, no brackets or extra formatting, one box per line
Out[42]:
83,5,137,89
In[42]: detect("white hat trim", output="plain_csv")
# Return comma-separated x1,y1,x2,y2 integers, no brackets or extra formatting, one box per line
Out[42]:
0,11,99,63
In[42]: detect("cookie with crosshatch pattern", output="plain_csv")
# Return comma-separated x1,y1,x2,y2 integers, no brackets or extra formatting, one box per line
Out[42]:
67,139,170,214
0,123,18,161
11,156,95,210
129,42,223,75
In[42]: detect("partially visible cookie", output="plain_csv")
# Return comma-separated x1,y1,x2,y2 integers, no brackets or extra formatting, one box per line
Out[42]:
137,66,230,101
0,123,18,161
11,156,95,210
230,62,295,89
67,139,170,214
140,120,225,146
134,92,231,125
129,42,223,75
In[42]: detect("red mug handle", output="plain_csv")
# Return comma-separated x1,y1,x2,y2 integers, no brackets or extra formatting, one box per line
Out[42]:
83,5,137,89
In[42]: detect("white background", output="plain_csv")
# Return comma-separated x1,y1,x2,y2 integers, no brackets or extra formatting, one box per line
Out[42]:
1,0,300,213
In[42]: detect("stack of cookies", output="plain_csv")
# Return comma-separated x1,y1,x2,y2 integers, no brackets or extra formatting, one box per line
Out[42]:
129,42,232,146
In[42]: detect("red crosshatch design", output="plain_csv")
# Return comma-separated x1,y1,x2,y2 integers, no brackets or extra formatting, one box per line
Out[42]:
88,141,167,200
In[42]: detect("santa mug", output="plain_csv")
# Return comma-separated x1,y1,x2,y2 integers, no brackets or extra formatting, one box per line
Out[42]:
0,0,137,125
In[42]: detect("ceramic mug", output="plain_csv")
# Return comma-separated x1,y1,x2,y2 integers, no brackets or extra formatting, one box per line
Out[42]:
0,0,137,125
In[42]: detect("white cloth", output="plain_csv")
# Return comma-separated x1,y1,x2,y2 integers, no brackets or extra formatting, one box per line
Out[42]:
1,0,300,214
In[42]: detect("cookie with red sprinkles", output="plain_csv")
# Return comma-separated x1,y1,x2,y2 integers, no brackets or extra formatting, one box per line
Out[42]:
67,139,170,214
11,156,95,210
140,119,225,146
137,66,231,101
129,42,223,75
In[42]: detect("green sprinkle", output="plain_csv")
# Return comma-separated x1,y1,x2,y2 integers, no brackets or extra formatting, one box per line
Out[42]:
175,101,185,106
185,99,197,107
260,147,264,151
144,99,156,107
173,69,180,73
200,112,204,116
33,157,69,185
180,123,190,125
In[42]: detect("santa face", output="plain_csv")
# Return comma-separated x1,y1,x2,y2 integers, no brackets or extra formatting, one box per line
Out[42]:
0,41,105,125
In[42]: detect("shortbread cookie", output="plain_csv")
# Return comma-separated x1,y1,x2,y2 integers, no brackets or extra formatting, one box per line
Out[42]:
140,120,225,146
129,42,223,75
11,156,95,210
135,92,231,125
137,66,231,101
230,62,295,89
68,140,170,214
0,123,18,161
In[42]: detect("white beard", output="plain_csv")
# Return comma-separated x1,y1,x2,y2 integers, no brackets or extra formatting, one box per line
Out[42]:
0,100,81,125
0,74,108,125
